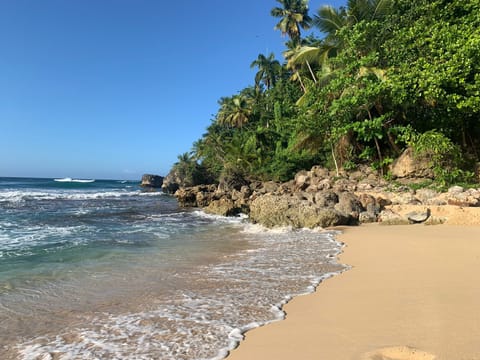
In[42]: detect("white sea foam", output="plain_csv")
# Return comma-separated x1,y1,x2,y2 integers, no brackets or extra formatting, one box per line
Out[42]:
191,210,247,225
0,224,90,255
54,178,95,183
12,216,346,360
0,190,163,203
241,222,294,234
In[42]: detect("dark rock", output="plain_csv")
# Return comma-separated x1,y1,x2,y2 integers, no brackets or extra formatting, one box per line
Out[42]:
357,193,376,209
218,172,249,192
334,192,364,222
161,170,182,194
377,197,392,207
407,209,431,223
357,193,381,220
314,191,338,207
162,182,179,194
359,211,377,223
140,174,164,188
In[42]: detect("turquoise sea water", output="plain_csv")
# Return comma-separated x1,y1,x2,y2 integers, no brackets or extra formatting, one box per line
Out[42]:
0,177,345,359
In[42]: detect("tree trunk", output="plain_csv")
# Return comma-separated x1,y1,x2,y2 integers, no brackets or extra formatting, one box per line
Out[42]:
305,60,317,83
296,71,306,93
374,137,383,176
331,142,339,177
387,131,401,155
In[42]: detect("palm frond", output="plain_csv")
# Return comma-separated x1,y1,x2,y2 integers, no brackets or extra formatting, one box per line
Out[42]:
313,6,346,35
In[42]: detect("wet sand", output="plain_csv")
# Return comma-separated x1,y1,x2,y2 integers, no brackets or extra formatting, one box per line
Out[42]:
228,223,480,360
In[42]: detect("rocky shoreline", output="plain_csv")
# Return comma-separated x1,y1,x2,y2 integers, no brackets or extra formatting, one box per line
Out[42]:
165,164,480,228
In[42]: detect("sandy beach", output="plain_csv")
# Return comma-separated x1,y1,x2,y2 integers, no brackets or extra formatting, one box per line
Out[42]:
228,222,480,360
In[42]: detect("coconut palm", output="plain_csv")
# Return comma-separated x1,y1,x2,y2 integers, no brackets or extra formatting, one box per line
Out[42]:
271,0,312,46
216,95,253,128
250,53,281,90
286,0,392,88
313,0,392,46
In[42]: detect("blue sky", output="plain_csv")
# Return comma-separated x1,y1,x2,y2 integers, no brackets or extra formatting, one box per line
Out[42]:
1,0,345,180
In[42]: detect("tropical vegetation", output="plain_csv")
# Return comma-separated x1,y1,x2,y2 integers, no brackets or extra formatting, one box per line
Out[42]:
172,0,480,186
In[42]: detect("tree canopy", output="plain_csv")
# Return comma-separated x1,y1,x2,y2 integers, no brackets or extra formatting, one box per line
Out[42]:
174,0,480,186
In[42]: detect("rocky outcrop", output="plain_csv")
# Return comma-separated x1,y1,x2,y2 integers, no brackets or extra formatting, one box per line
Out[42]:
171,163,480,228
390,147,434,179
161,170,183,194
249,194,351,228
175,185,217,207
140,174,164,188
204,198,240,217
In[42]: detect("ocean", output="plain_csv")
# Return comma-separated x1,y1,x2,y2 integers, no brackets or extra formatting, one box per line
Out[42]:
0,177,345,359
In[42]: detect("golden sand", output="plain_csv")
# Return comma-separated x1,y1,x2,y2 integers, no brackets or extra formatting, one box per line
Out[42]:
228,223,480,360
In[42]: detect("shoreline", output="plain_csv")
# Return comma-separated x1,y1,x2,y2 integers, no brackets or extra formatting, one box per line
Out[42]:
227,223,480,360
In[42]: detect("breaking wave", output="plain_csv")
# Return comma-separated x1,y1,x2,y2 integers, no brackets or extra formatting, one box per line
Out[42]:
0,190,163,203
54,178,95,183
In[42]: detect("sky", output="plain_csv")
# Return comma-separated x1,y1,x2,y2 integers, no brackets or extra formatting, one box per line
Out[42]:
0,0,345,180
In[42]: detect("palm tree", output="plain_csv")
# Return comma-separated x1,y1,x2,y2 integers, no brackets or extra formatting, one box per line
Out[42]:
250,53,281,90
313,5,348,42
216,95,253,128
347,0,392,24
284,44,326,84
271,0,312,46
313,0,392,48
285,0,392,91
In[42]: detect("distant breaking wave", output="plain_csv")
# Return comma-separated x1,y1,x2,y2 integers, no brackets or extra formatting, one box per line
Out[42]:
54,178,95,183
0,190,163,203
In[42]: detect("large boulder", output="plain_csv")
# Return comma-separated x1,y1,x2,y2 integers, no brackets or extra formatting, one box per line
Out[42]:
334,192,364,224
390,147,434,179
140,174,164,188
204,198,240,217
161,170,182,194
314,190,338,207
249,194,350,228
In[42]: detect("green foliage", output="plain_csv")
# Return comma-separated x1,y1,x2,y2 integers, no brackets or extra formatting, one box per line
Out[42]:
172,0,480,186
410,130,474,185
172,153,213,187
250,53,282,90
271,0,312,46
